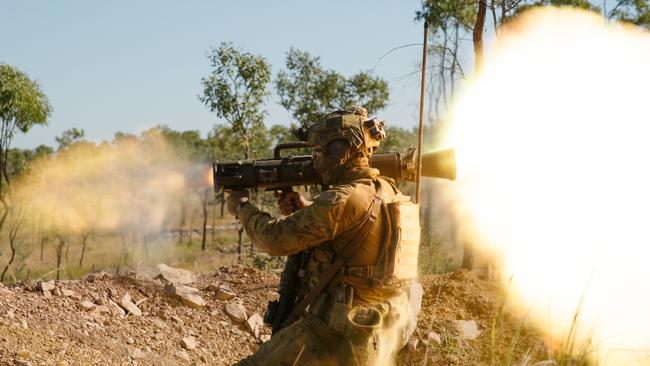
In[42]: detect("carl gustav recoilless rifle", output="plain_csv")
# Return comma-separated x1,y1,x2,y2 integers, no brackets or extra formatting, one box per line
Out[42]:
212,142,456,192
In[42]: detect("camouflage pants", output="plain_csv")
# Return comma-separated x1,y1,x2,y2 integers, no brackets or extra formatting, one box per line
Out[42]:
234,288,417,366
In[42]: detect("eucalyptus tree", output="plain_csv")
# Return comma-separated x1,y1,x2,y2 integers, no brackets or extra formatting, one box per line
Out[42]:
276,48,389,129
200,43,271,160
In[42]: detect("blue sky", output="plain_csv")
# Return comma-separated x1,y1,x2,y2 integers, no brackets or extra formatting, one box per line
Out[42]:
2,0,443,148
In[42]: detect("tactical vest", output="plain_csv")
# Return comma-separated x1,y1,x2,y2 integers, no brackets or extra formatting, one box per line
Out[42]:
343,181,420,290
300,177,421,313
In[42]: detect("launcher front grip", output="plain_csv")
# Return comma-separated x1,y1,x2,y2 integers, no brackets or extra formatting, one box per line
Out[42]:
212,147,456,193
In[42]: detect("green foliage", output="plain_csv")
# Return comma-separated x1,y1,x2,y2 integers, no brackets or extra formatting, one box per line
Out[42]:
247,249,285,271
208,123,271,161
276,48,389,129
415,0,477,30
546,0,600,11
155,126,211,162
376,126,418,154
609,0,650,27
2,145,53,182
0,64,52,135
113,131,138,144
269,124,300,146
0,64,51,197
512,0,601,18
55,128,85,150
200,43,272,159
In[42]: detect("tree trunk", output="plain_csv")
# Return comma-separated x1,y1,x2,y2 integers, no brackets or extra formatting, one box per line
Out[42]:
0,233,16,282
211,203,217,247
79,234,89,268
116,233,128,276
64,236,71,263
178,201,186,245
56,236,66,281
188,209,196,246
462,240,474,270
201,189,209,251
40,229,45,262
237,224,244,264
473,0,488,72
440,27,449,110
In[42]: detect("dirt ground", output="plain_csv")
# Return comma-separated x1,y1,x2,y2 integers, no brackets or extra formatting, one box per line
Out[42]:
0,266,550,365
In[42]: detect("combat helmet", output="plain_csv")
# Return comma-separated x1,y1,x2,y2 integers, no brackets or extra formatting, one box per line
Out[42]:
306,106,386,162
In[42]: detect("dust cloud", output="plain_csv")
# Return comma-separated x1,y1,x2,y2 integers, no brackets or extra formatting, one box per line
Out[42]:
444,7,650,365
11,130,210,238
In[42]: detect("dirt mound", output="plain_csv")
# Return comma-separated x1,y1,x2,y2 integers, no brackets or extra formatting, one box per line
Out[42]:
0,267,548,365
397,271,548,365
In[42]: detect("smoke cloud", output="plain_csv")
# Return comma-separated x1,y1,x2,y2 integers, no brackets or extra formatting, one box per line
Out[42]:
12,130,210,238
444,8,650,365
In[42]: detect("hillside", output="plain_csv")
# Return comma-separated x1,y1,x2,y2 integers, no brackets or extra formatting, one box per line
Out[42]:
0,266,548,365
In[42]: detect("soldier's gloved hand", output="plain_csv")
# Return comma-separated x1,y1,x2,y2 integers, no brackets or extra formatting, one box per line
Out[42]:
226,190,250,217
275,191,312,215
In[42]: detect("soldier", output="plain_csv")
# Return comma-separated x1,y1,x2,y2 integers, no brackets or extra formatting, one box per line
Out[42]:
227,107,422,365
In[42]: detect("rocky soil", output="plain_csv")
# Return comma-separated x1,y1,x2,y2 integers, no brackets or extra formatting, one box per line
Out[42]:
0,266,549,365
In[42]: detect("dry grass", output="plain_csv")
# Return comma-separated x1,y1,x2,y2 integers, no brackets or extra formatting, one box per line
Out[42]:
0,214,246,283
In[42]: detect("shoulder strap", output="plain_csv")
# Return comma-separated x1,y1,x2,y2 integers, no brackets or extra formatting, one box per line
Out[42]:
282,180,383,327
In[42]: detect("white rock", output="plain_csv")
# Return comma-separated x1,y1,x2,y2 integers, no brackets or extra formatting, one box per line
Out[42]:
126,337,135,345
427,331,442,345
246,313,264,339
260,334,271,343
407,337,419,352
215,286,236,301
108,299,126,316
120,293,142,316
456,320,481,340
181,336,197,350
60,288,77,298
225,302,247,323
169,284,206,309
78,301,95,312
37,281,55,292
131,348,146,359
177,350,191,361
158,263,196,285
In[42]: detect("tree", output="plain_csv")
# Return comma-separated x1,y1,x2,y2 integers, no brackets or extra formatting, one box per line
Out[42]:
55,128,85,150
276,48,389,129
155,126,211,162
0,64,51,262
200,43,271,159
416,1,477,123
207,123,271,161
0,65,51,189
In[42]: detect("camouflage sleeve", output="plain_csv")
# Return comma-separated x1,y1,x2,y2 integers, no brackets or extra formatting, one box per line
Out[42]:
237,187,366,256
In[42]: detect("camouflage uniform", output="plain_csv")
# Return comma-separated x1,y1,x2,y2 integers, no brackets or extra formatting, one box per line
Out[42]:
234,109,421,366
